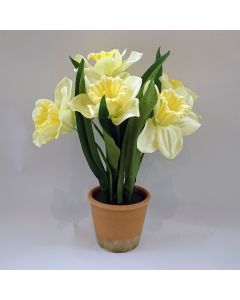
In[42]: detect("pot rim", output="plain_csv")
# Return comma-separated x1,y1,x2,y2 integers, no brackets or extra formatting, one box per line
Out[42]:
88,185,150,211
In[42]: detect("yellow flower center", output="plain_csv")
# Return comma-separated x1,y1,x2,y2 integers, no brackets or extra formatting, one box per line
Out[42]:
34,101,60,130
88,76,129,102
154,89,190,126
87,76,132,119
87,50,117,62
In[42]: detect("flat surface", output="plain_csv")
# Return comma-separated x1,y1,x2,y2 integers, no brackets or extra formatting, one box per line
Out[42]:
0,31,240,269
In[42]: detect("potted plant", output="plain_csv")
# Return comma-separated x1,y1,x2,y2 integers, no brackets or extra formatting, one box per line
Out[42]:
32,48,201,252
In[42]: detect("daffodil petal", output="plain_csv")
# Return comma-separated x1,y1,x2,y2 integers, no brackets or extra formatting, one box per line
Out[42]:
55,77,73,108
70,94,98,119
175,87,195,107
73,54,92,68
174,112,201,136
85,68,101,85
32,99,53,120
188,88,198,101
156,125,183,159
124,76,142,98
109,98,140,126
121,48,127,57
137,118,158,153
94,50,122,76
160,73,171,90
143,80,150,95
33,124,59,147
57,109,76,137
117,51,143,73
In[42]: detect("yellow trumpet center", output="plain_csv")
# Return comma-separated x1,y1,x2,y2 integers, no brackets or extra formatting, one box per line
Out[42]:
34,101,60,130
154,89,190,126
88,76,129,103
87,50,117,62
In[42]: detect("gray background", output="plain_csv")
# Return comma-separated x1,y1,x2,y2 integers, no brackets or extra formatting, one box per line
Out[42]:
0,31,239,269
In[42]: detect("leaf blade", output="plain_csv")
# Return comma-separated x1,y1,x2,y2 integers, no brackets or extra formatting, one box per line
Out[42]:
121,80,159,200
74,59,109,192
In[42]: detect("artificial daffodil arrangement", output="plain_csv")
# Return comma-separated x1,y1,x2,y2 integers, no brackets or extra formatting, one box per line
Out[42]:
32,48,201,205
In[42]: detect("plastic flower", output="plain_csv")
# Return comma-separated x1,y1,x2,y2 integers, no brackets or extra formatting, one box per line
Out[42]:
137,87,201,159
160,73,198,106
73,49,143,84
71,75,142,126
32,77,75,147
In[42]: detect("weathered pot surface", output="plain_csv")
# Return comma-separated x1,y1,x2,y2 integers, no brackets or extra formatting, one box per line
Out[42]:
88,186,150,253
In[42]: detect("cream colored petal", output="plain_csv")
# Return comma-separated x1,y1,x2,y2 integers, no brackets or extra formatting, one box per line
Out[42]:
32,124,59,147
70,94,98,119
156,125,183,159
174,112,201,136
32,99,53,120
94,50,122,76
160,73,171,90
121,49,127,57
137,118,158,153
187,87,198,101
109,98,140,126
116,51,143,73
73,54,92,68
55,78,75,135
85,68,101,85
143,80,150,95
57,109,76,137
55,77,73,108
190,111,202,121
174,87,193,107
118,71,130,79
124,76,142,98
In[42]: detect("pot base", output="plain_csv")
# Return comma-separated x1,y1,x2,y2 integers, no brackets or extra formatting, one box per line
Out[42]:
97,236,140,253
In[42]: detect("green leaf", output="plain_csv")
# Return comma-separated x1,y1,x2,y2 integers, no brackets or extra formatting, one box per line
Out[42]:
96,144,113,203
92,121,104,139
141,49,170,85
155,47,161,60
154,47,163,90
74,59,109,192
119,80,158,201
84,119,106,171
69,56,80,69
75,112,108,191
118,119,128,147
99,97,120,177
75,59,84,95
98,96,116,138
103,131,120,174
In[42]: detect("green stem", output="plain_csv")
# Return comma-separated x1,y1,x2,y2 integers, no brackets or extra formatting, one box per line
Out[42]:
96,144,113,203
75,113,109,192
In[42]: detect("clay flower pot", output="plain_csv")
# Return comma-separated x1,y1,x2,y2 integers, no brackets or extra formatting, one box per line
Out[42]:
88,186,150,253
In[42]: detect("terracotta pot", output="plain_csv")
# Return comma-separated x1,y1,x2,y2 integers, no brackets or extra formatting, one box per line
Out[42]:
88,186,150,253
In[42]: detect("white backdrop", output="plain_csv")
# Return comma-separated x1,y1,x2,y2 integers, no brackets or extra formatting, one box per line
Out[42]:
0,31,240,269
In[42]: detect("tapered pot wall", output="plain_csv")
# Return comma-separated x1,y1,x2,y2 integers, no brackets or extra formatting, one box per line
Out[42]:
88,186,150,253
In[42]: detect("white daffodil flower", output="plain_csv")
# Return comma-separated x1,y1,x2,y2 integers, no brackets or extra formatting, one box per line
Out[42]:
73,49,143,84
70,75,142,126
32,77,75,147
137,88,201,159
160,73,198,106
